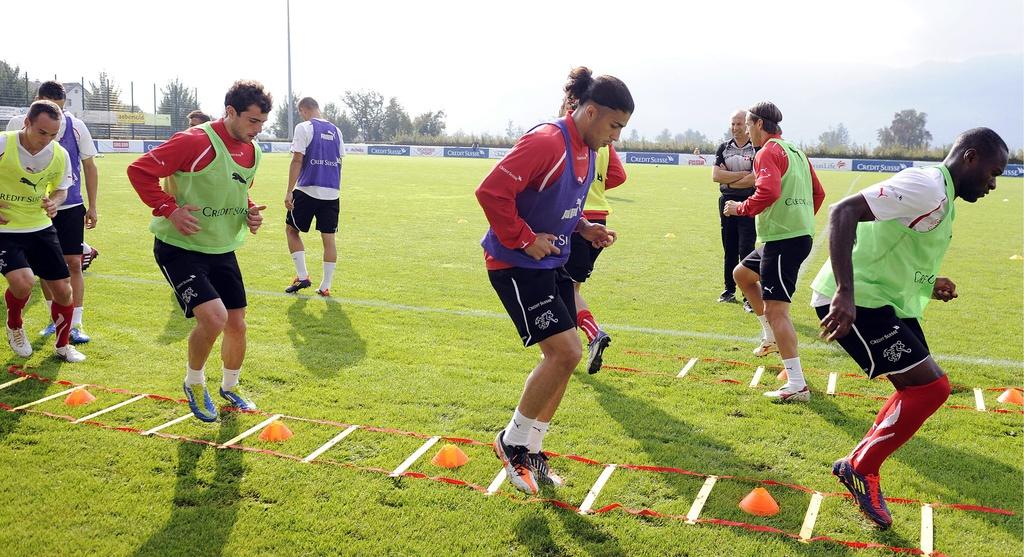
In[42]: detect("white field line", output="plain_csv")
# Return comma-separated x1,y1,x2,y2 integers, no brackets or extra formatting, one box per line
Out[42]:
12,385,84,411
90,273,1023,368
826,372,838,395
677,358,697,378
303,425,359,463
578,464,617,515
685,475,718,524
390,436,440,477
142,413,194,435
750,366,765,388
486,469,507,495
74,394,147,423
921,504,934,556
799,492,825,541
221,414,283,448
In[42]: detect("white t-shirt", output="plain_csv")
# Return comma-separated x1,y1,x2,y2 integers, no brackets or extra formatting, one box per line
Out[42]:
811,167,949,307
6,111,97,160
290,118,344,200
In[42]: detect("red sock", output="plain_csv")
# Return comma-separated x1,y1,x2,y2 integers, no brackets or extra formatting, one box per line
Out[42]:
577,309,599,343
5,289,29,329
51,301,74,348
851,375,951,476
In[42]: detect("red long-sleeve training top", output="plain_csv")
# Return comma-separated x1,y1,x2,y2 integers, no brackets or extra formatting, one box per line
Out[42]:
736,134,825,217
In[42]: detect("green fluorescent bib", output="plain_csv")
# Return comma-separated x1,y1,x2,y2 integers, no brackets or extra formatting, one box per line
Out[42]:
0,132,67,231
150,123,261,254
811,166,955,319
756,138,815,242
583,146,614,215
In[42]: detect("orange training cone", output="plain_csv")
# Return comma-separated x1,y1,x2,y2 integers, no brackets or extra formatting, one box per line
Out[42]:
997,388,1024,406
776,369,788,381
64,388,96,407
258,420,293,442
739,487,780,516
431,444,470,468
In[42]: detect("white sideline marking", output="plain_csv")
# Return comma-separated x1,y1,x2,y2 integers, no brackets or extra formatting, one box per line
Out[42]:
74,394,146,423
303,425,359,463
142,412,194,435
677,358,697,378
686,475,717,524
826,373,838,395
973,388,986,412
0,376,28,391
390,436,440,477
921,504,934,556
486,469,507,495
221,414,283,448
749,366,765,388
12,385,83,411
799,492,824,541
579,464,617,515
91,273,1024,369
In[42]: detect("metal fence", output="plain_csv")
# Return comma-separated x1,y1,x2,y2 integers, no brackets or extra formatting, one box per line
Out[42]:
0,73,203,140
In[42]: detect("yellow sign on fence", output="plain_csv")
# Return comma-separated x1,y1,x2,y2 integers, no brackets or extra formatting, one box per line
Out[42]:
116,111,145,124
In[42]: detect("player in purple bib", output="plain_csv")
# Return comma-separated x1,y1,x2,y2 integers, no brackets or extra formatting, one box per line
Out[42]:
284,97,344,296
476,69,633,494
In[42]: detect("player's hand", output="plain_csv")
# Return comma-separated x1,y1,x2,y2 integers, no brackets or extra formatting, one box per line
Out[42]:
932,277,958,302
284,191,294,211
41,197,58,218
169,204,201,235
247,204,268,234
819,291,856,341
85,206,98,229
0,201,9,225
580,221,617,248
723,200,741,217
523,233,560,261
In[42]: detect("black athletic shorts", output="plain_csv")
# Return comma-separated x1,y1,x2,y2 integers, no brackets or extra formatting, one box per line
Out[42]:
0,227,70,280
488,266,576,347
739,235,813,302
815,304,931,379
154,239,247,319
564,219,606,283
51,204,86,256
286,190,339,234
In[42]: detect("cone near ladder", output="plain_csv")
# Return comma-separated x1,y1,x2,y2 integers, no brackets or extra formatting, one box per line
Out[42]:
65,388,96,407
431,444,469,468
259,420,293,442
739,487,780,516
997,388,1024,405
776,369,788,381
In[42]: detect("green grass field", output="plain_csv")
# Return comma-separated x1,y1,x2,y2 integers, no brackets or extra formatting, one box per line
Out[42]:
0,154,1020,556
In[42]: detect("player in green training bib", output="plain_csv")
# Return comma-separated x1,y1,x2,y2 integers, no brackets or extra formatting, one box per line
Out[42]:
128,81,272,423
812,128,1009,529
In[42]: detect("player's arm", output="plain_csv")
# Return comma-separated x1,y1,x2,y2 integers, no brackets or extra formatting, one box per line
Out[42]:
76,120,100,228
604,145,627,190
818,194,877,340
724,146,783,216
43,151,73,217
576,217,617,248
810,162,826,214
711,143,732,184
286,123,310,210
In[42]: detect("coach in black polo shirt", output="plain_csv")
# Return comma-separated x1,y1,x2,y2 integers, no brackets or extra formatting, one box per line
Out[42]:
712,109,757,305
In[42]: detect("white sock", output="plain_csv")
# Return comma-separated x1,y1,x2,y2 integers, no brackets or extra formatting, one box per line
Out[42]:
221,367,241,390
320,261,336,291
46,300,52,314
185,365,205,386
527,420,549,453
757,315,775,342
82,241,92,253
504,408,535,447
782,357,806,389
72,306,84,327
291,251,309,280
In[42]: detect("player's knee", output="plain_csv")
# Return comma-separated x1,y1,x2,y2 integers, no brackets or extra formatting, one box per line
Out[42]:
196,308,228,333
65,256,83,274
6,274,33,298
224,315,246,336
764,303,788,323
733,265,752,285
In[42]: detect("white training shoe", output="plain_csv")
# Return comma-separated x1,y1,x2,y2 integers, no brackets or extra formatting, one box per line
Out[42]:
55,344,86,363
764,385,811,403
752,340,779,357
6,327,32,358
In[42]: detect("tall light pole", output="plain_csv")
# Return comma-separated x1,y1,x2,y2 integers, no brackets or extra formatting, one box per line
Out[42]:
286,0,294,139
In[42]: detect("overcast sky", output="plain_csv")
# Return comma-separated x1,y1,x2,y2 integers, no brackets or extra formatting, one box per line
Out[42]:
6,0,1023,148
